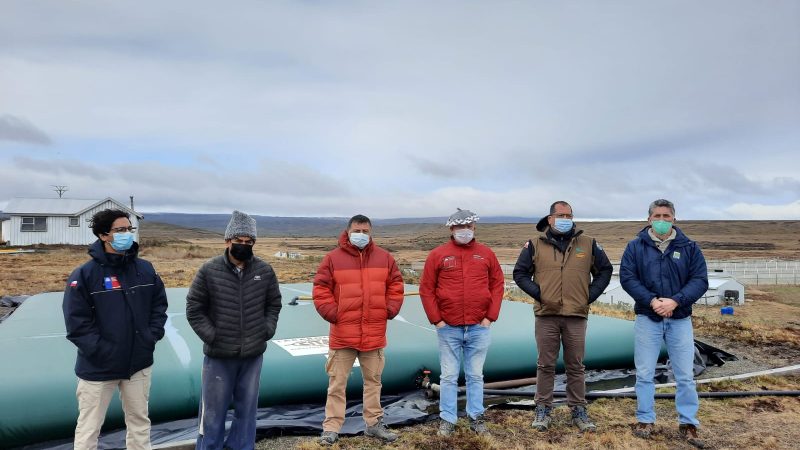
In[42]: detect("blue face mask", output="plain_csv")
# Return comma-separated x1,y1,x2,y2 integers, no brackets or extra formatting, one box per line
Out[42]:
349,232,370,249
110,232,134,252
553,218,573,234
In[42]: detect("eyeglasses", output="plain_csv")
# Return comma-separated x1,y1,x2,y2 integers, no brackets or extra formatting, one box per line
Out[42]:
108,226,137,234
232,237,255,246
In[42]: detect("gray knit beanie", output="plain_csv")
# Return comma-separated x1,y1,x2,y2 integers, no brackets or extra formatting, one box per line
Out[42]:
224,210,257,240
445,208,480,227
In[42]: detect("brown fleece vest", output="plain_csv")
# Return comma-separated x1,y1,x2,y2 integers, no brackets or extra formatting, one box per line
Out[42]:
532,233,594,318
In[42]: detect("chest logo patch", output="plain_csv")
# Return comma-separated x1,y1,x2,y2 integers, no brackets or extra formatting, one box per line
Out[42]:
103,276,121,290
673,251,681,260
442,256,457,269
254,275,262,281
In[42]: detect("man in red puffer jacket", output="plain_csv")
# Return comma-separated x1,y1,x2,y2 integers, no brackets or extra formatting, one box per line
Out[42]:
313,214,404,446
420,208,505,437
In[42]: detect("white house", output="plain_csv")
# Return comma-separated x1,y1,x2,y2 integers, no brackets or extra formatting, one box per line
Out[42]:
2,198,142,246
596,272,745,307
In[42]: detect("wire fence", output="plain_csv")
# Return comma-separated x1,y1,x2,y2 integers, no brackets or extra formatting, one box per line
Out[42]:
705,260,800,286
412,260,800,286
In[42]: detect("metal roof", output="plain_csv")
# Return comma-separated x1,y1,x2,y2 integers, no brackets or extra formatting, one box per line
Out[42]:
3,198,142,218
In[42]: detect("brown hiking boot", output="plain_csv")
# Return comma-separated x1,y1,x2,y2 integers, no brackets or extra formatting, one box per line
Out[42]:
632,422,654,439
679,424,705,448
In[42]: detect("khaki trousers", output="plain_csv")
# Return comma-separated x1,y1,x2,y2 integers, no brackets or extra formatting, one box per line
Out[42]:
535,315,588,407
74,366,152,450
323,348,385,432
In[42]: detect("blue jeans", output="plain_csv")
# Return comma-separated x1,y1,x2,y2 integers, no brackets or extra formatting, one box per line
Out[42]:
437,324,491,424
634,315,699,426
196,354,263,450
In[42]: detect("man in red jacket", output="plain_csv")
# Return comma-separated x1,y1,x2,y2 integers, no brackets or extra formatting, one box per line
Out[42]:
419,208,505,437
313,214,405,446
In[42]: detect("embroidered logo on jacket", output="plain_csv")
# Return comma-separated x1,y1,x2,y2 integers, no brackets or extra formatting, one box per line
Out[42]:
672,251,681,260
575,246,586,258
442,256,457,269
254,275,262,281
69,280,78,288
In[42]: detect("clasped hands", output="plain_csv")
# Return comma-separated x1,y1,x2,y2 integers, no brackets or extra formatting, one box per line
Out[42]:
650,297,678,318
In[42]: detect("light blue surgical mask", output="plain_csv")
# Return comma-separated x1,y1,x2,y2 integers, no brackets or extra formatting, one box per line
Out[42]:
110,232,134,252
453,228,474,245
553,218,573,234
651,220,673,236
349,232,370,249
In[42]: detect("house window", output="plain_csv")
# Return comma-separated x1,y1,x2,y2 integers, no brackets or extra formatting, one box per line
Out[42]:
69,216,80,227
21,217,47,232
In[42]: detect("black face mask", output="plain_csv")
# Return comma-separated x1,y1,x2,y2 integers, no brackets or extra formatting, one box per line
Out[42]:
230,243,254,262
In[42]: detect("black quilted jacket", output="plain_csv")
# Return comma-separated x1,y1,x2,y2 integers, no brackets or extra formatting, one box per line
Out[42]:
186,250,282,358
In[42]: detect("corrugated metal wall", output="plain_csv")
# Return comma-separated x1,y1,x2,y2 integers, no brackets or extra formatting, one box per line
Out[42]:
7,200,140,246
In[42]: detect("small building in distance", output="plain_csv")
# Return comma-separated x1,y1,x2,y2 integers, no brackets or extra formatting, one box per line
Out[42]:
2,197,142,246
274,250,303,259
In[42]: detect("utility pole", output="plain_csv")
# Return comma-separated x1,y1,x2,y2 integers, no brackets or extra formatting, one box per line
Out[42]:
52,185,69,198
130,196,135,211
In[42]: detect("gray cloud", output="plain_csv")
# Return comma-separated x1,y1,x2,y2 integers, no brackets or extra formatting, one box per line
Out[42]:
0,115,51,145
0,1,797,219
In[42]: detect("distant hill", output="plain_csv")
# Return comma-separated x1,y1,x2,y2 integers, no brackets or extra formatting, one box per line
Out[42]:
142,213,537,237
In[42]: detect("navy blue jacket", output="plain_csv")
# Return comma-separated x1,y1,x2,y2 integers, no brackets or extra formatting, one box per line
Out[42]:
619,226,708,321
63,240,168,381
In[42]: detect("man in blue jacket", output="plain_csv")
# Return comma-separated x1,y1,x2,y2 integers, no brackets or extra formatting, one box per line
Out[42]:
619,199,708,449
63,209,168,450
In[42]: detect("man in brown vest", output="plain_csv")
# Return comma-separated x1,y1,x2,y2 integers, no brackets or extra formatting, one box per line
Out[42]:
512,201,612,433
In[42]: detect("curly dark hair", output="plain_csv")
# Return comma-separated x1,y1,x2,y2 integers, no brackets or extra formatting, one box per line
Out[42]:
90,209,130,237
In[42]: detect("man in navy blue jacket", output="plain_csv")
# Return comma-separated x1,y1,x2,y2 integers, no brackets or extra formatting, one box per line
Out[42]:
63,209,168,450
619,199,707,449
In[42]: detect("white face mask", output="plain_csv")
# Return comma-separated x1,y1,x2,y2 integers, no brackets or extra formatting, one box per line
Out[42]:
453,228,474,245
349,232,370,249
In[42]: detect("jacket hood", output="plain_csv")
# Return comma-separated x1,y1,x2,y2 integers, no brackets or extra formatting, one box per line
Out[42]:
88,239,139,267
338,229,375,256
536,216,549,232
636,224,692,248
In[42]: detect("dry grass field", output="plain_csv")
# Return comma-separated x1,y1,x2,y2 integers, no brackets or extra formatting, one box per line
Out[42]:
1,219,799,449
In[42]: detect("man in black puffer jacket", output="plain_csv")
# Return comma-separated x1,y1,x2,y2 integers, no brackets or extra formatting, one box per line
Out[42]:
63,209,168,450
186,210,282,450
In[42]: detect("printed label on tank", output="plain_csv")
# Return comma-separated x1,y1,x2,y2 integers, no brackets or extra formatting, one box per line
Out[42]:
273,336,331,356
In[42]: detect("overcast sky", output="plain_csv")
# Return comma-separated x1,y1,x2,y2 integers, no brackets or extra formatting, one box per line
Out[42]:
1,1,798,220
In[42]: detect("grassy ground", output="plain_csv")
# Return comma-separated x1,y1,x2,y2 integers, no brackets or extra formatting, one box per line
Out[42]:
257,375,800,450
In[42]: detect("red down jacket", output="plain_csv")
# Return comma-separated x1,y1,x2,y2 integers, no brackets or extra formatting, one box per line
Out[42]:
313,230,404,351
419,238,505,326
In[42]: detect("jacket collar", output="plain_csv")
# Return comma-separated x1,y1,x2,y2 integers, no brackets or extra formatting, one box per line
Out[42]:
88,239,138,267
637,225,691,248
337,229,374,256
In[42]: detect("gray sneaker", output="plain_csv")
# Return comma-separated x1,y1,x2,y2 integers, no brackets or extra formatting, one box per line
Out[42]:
438,419,456,437
319,431,338,446
365,419,398,442
571,405,597,433
531,405,552,431
469,414,488,435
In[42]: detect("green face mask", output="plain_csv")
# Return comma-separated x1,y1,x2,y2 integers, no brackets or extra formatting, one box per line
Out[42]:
651,220,673,235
